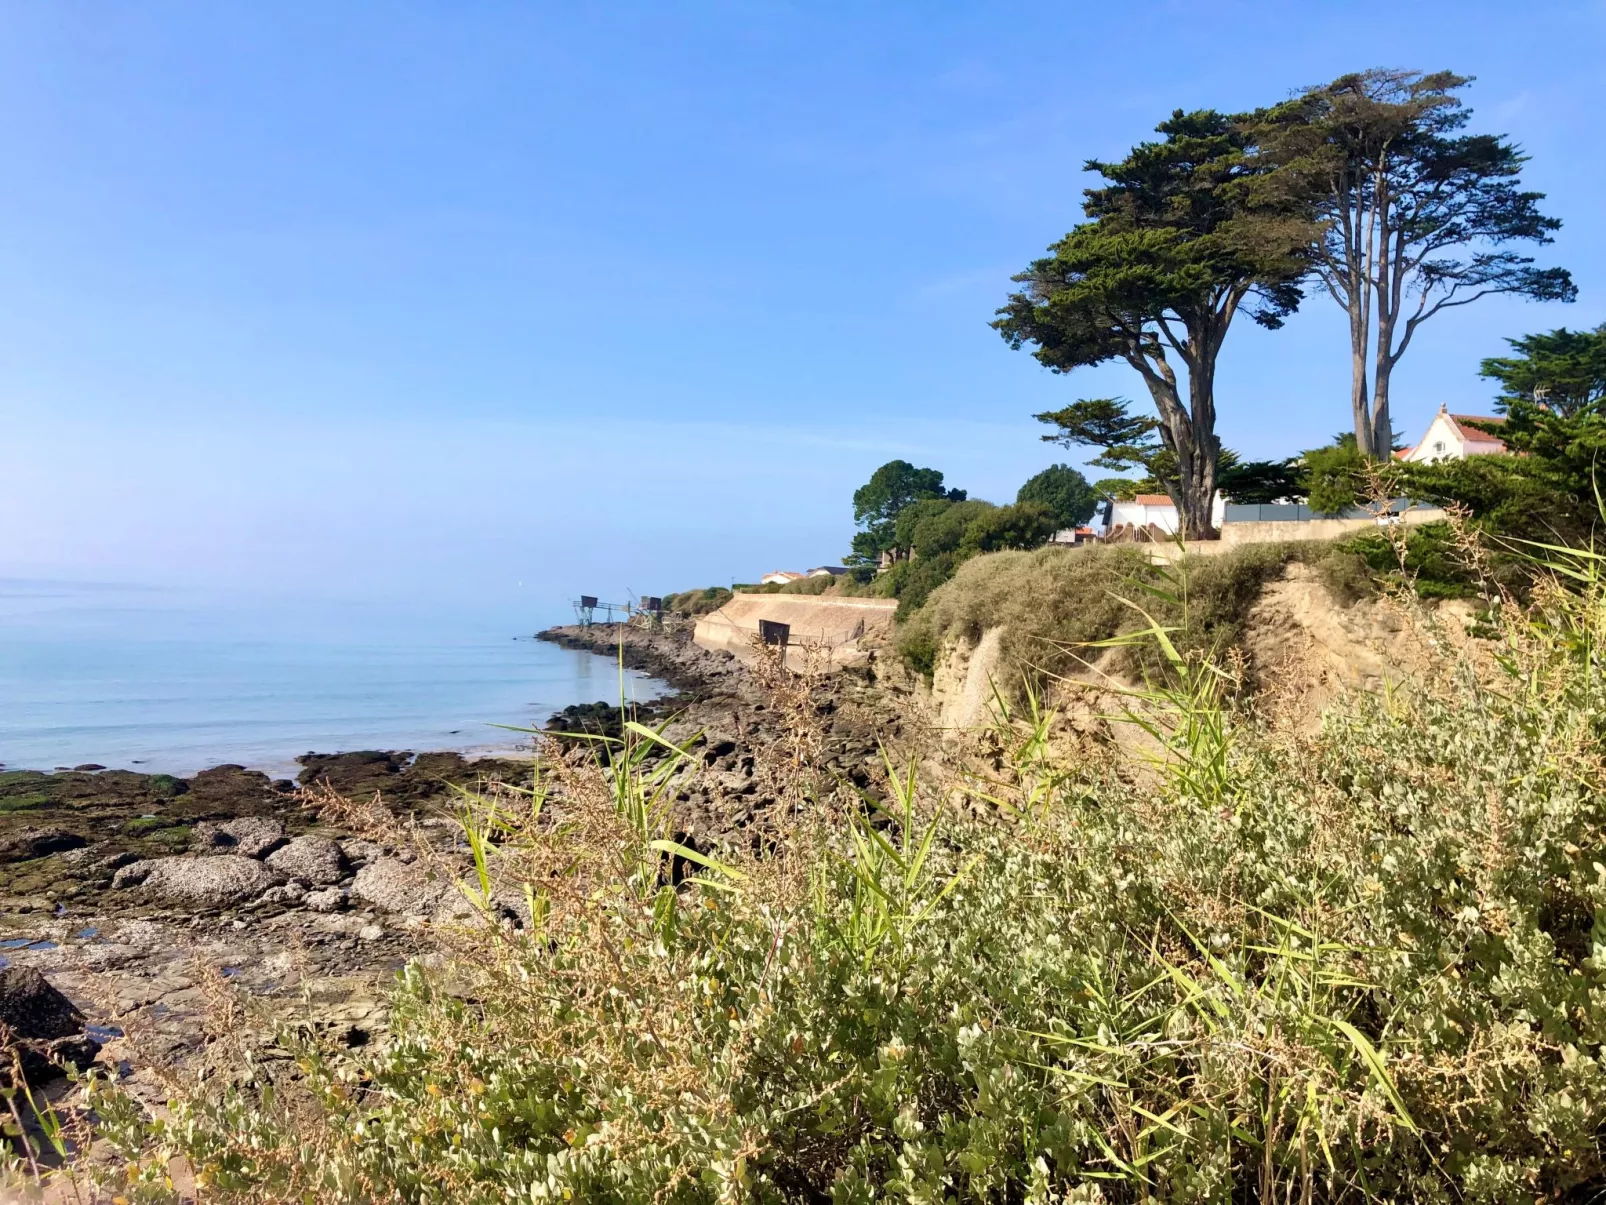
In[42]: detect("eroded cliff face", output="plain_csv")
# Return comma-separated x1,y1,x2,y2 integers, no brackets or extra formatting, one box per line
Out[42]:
921,562,1481,739
930,626,1007,733
1240,563,1479,725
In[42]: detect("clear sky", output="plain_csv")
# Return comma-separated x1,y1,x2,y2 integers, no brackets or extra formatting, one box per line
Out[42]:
4,1,1602,628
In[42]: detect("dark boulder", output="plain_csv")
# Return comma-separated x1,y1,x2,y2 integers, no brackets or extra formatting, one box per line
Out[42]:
0,968,99,1085
0,828,88,864
0,967,82,1040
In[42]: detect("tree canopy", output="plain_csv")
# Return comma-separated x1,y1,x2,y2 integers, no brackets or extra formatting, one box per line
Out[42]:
1034,398,1172,490
1254,69,1575,458
848,460,965,564
1216,458,1306,505
1016,464,1099,530
1479,325,1606,418
996,109,1311,539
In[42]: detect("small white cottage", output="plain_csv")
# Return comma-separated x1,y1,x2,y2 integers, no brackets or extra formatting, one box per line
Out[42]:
1399,405,1508,463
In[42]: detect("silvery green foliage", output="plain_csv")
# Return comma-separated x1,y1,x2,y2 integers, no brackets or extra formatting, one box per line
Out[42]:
110,592,1606,1202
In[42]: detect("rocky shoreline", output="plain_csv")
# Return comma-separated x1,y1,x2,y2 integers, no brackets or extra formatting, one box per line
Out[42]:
0,749,546,1137
537,621,911,838
0,621,916,1162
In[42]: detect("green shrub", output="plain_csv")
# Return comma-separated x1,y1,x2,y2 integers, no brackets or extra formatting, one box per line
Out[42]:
896,541,1319,688
1302,440,1368,514
1333,521,1481,599
663,586,733,617
776,574,838,596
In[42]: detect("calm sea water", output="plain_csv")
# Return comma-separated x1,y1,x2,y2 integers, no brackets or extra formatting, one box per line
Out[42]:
0,579,663,777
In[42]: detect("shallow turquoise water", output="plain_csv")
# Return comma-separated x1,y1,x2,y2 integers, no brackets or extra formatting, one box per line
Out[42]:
0,579,662,776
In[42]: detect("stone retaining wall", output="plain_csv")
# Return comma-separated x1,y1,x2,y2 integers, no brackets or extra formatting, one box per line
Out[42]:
693,593,898,670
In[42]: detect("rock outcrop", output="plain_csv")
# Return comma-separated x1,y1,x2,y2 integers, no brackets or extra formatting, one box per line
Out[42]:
0,967,100,1085
350,858,445,917
0,827,88,863
112,855,284,908
266,835,347,885
192,816,287,858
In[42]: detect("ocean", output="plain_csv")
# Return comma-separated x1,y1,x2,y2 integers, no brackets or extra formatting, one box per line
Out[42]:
0,579,664,777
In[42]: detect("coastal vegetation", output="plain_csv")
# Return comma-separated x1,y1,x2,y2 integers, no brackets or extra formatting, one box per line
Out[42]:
663,586,735,618
893,539,1351,686
74,528,1606,1202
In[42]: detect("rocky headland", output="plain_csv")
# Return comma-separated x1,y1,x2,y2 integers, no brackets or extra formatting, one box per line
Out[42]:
537,620,911,838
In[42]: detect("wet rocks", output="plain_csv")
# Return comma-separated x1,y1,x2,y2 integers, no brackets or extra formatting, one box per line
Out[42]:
339,838,386,868
265,835,346,885
192,816,287,859
297,751,533,811
112,855,284,908
185,764,292,812
59,847,140,877
258,882,308,906
0,966,83,1037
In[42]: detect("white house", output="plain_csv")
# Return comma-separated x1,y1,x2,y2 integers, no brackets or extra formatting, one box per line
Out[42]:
805,566,848,577
1103,493,1227,538
760,570,805,585
1399,405,1508,463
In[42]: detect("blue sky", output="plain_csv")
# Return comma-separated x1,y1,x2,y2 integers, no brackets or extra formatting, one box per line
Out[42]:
4,1,1602,627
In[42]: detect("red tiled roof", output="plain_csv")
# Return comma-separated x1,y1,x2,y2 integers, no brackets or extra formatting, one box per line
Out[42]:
1447,413,1507,450
1132,494,1173,506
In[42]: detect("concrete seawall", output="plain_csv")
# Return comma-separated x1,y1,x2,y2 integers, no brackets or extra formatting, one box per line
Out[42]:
693,593,899,670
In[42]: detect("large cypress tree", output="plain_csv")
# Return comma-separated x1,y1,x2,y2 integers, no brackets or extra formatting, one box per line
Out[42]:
1255,70,1575,459
994,110,1309,539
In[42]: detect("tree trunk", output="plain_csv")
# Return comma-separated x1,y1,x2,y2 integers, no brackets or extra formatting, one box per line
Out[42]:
1371,357,1394,460
1152,370,1220,540
1350,317,1376,458
1179,465,1218,540
1182,328,1221,540
1127,321,1222,541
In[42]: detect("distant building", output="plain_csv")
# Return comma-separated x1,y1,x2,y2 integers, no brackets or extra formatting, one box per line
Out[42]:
1398,405,1508,463
805,566,848,577
1104,493,1227,540
760,571,806,585
1048,526,1099,546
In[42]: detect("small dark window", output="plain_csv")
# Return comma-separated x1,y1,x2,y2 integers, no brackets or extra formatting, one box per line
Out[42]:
758,620,790,647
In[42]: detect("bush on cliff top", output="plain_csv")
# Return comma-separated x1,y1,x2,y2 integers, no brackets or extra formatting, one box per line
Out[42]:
896,540,1343,688
88,552,1606,1202
663,586,733,617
